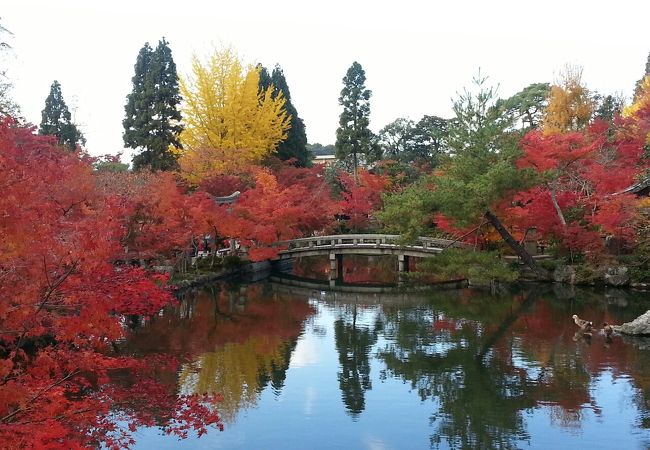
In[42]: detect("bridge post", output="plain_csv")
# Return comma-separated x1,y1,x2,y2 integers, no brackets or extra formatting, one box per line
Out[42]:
329,252,343,284
398,254,410,284
398,254,410,273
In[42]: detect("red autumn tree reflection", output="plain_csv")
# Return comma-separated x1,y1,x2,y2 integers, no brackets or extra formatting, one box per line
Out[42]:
123,284,315,423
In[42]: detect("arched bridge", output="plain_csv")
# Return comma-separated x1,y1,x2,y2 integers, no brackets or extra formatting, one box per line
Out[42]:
277,234,465,259
275,234,467,285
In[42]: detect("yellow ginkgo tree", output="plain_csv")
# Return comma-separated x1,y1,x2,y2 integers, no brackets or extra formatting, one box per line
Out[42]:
179,47,291,183
542,65,594,135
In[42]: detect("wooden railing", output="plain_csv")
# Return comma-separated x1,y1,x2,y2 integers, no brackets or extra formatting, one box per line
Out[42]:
278,234,466,254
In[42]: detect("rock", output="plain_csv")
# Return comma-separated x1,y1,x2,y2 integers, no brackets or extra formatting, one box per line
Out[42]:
612,310,650,335
152,265,175,277
603,266,630,287
553,265,577,284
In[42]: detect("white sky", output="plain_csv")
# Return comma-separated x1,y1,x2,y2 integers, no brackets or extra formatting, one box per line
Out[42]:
2,0,649,161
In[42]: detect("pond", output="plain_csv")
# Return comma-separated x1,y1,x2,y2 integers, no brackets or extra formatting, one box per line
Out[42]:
125,279,650,449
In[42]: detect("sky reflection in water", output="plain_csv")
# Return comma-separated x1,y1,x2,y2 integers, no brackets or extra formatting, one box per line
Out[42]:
129,281,650,449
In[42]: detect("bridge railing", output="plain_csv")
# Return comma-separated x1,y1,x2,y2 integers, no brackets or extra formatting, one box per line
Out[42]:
277,234,466,252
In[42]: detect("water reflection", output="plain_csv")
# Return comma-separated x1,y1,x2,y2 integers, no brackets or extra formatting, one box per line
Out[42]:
126,281,650,449
293,254,399,284
124,283,315,424
375,285,650,448
334,304,380,417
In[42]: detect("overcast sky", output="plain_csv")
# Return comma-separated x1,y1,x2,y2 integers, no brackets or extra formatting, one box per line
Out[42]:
2,0,649,160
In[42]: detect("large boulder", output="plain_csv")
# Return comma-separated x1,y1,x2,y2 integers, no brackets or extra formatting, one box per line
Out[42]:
613,310,650,336
603,266,630,287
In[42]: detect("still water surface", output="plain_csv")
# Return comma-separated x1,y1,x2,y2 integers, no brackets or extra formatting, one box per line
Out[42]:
127,280,650,449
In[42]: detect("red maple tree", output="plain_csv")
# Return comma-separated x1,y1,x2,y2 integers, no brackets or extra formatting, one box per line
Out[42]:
0,119,222,448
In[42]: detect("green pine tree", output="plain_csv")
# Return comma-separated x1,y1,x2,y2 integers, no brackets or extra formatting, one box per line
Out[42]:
258,64,310,167
123,38,183,171
335,62,375,176
433,73,548,279
39,80,85,150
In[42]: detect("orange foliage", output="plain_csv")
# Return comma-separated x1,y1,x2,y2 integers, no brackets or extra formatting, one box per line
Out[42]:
336,169,391,231
0,119,222,448
214,164,336,260
96,171,218,258
507,120,644,254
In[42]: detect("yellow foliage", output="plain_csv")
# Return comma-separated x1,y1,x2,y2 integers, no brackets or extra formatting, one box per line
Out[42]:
623,76,650,118
178,48,291,183
542,65,593,135
637,196,650,208
178,338,288,423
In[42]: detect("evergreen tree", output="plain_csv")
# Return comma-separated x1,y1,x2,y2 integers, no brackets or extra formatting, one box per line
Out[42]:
257,64,272,92
433,74,548,279
594,93,624,122
335,62,374,176
494,83,550,130
123,38,183,171
377,115,448,166
258,65,310,167
39,80,85,150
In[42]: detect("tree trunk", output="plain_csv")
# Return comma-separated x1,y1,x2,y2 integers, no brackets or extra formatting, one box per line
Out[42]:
484,210,550,280
477,290,538,361
548,185,567,226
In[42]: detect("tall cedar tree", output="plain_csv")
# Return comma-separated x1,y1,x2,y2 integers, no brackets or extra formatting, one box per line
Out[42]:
258,65,310,167
39,80,85,150
336,62,374,176
123,38,183,171
433,74,549,279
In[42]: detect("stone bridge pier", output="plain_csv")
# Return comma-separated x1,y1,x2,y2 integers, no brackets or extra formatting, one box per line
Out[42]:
327,251,411,286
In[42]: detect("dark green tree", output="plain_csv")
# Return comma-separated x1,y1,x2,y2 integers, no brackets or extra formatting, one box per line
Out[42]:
123,38,183,171
258,64,310,167
593,93,624,122
412,115,449,163
39,80,85,150
377,117,416,160
257,64,272,91
594,94,625,122
336,62,374,176
494,83,549,130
